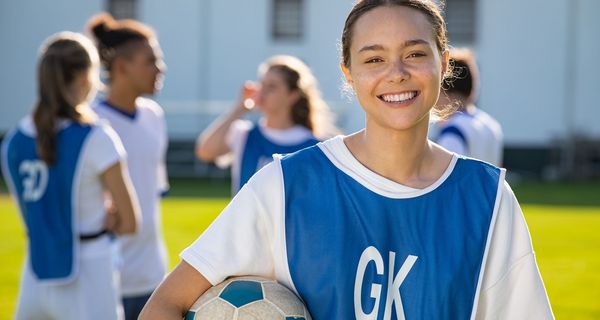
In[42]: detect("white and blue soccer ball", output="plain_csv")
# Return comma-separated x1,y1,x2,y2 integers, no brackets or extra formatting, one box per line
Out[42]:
185,276,312,320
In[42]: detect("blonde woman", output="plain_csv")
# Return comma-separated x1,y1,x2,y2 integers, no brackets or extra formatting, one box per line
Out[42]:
196,55,337,194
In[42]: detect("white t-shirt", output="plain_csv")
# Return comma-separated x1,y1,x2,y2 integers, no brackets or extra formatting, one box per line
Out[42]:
93,97,169,296
435,107,504,167
221,119,315,193
181,136,553,319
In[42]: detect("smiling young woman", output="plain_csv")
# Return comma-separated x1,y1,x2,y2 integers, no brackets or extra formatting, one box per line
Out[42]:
140,1,554,319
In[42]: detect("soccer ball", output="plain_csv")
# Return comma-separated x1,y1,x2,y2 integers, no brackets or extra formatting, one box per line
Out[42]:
185,276,312,320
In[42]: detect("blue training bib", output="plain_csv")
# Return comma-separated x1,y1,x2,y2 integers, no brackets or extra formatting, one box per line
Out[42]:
2,123,92,281
238,125,318,192
281,146,501,320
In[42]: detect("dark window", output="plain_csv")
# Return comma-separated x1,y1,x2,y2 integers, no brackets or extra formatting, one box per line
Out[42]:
107,0,137,19
272,0,304,41
445,0,476,45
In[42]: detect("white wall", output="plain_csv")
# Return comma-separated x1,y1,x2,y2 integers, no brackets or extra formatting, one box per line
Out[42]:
477,0,570,145
139,0,208,139
0,0,103,133
2,0,597,144
572,0,600,138
138,0,363,139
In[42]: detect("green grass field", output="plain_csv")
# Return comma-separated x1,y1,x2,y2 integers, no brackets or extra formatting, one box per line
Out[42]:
0,180,599,318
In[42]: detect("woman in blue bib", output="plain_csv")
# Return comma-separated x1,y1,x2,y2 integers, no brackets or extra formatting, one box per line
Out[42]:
196,55,337,195
142,1,553,319
2,32,140,320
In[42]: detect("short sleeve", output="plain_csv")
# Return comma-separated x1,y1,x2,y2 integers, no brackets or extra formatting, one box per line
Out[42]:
86,122,127,174
180,161,283,285
215,119,252,168
437,130,468,156
157,160,169,195
157,114,170,195
475,182,554,319
225,119,252,151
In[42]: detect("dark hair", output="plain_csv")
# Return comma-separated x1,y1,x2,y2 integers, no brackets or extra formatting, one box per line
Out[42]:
341,0,448,68
259,55,338,138
33,32,98,164
86,13,155,72
270,64,313,131
443,48,479,105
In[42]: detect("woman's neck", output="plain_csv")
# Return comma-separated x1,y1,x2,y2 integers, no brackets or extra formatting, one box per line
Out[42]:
262,111,295,130
106,85,139,113
344,118,451,189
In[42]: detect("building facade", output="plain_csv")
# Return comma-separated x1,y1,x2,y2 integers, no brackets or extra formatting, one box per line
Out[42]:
1,0,599,177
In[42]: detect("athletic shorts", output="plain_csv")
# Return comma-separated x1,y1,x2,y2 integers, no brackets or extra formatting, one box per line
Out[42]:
15,236,123,320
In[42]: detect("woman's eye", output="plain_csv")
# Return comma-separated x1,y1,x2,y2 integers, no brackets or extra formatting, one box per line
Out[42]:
407,52,426,58
365,57,383,64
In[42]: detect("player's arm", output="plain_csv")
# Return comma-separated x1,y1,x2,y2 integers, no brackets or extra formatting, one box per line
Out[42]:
140,260,212,320
101,161,141,234
195,84,253,161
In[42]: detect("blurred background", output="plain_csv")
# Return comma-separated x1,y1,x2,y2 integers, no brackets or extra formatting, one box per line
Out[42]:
0,0,599,319
1,0,599,180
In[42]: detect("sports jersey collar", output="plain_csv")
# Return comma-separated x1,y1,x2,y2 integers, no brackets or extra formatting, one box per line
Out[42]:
18,116,74,137
317,135,458,199
99,100,137,120
257,120,314,145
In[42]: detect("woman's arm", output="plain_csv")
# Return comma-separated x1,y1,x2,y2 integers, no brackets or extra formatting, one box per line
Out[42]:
100,161,141,234
195,83,255,161
140,261,212,319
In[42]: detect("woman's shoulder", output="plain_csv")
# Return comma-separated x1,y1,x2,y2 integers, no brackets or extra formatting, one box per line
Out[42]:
451,154,504,182
135,97,164,117
15,116,36,137
85,119,123,146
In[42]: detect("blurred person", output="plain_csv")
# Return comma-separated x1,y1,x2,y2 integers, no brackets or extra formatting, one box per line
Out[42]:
87,13,169,320
196,55,337,195
434,48,503,166
1,31,140,320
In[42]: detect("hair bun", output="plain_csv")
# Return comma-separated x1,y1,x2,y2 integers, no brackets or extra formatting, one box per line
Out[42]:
87,13,115,45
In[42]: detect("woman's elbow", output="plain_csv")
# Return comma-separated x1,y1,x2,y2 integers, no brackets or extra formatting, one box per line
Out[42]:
196,144,216,162
116,222,137,235
122,220,139,234
117,208,141,235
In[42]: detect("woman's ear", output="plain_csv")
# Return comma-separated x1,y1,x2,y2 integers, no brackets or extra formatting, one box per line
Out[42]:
288,88,302,104
340,63,353,85
112,56,127,78
441,50,450,78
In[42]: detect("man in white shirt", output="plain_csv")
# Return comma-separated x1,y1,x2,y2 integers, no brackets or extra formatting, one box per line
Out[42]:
87,13,169,320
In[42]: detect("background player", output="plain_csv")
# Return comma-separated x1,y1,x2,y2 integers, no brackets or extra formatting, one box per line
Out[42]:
434,48,504,166
87,13,169,320
195,55,337,195
2,31,140,320
141,0,553,319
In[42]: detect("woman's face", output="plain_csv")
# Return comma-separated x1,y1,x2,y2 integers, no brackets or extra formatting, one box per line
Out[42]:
342,5,448,132
122,39,166,95
255,69,299,116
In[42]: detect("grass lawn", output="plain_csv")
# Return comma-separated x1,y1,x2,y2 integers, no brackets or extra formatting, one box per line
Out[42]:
0,179,599,318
